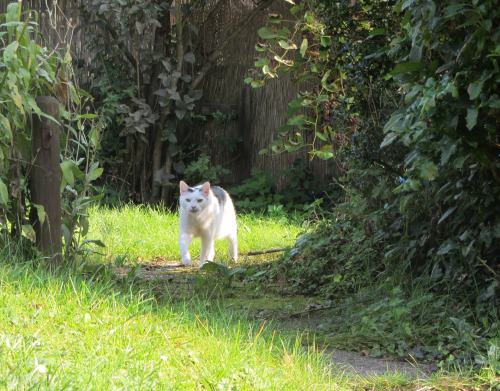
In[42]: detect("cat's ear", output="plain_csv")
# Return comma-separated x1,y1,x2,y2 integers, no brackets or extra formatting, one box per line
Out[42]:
180,181,189,194
200,182,210,195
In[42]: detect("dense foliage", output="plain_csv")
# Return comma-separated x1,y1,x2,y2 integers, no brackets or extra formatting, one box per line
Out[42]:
78,0,201,205
247,0,500,364
228,159,330,216
0,2,103,264
0,3,60,239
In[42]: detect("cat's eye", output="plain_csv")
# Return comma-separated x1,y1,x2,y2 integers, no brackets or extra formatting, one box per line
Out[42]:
186,198,190,202
197,199,203,203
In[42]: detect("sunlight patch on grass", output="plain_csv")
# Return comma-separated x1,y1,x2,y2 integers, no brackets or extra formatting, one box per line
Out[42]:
0,261,340,389
87,205,303,264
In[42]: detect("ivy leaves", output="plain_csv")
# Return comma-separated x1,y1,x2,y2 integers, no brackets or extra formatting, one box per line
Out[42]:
246,8,341,158
246,0,399,169
384,0,500,191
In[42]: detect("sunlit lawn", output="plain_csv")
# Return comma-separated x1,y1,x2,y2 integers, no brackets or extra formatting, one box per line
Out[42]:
87,204,304,264
0,258,343,389
0,205,494,390
0,205,344,389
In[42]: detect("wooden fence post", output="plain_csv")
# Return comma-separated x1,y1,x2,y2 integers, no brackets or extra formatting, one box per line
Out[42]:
30,96,62,269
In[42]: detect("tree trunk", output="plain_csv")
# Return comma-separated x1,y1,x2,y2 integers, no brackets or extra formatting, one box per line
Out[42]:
161,150,173,205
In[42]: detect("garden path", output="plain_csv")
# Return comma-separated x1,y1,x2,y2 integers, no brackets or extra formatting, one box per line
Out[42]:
112,258,439,379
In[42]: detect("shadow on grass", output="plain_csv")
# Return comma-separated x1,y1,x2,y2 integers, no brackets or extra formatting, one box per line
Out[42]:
0,254,348,389
102,255,442,381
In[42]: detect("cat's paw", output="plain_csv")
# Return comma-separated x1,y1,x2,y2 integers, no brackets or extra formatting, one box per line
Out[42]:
181,258,191,266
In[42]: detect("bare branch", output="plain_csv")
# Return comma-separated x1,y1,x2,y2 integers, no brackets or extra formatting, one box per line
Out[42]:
246,248,287,256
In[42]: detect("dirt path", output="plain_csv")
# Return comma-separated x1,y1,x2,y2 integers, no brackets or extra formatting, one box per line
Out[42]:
324,348,437,378
112,258,439,379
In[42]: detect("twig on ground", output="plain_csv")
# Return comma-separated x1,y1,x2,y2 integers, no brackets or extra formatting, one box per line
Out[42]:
246,248,287,256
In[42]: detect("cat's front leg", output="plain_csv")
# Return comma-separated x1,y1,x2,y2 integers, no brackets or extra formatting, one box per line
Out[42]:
179,232,194,266
199,237,215,269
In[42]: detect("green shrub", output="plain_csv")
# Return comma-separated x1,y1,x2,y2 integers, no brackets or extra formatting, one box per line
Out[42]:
229,168,278,211
182,153,230,186
229,160,331,216
0,2,103,264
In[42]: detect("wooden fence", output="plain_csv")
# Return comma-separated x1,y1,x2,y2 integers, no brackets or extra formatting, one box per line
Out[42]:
190,0,334,189
1,0,333,191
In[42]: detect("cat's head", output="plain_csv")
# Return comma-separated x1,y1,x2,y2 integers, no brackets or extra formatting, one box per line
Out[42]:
179,181,211,214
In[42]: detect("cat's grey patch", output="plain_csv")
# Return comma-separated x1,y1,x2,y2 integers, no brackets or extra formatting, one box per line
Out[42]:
211,186,226,207
179,187,196,206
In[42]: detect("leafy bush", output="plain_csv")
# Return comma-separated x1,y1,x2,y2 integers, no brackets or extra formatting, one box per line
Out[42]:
229,160,329,215
248,0,500,364
0,3,63,238
182,153,230,186
0,2,103,264
229,168,279,211
269,202,499,366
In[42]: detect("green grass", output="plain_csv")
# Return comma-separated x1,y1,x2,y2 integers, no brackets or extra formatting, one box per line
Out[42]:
0,206,340,389
1,205,498,390
87,204,304,264
0,253,346,389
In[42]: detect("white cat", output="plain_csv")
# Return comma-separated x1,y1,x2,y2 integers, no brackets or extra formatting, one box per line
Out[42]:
179,181,238,268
